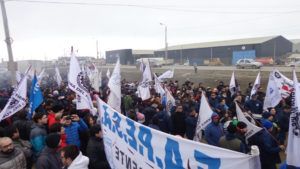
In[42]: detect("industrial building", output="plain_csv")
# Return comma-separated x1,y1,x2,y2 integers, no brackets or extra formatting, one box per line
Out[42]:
105,35,293,65
106,49,154,65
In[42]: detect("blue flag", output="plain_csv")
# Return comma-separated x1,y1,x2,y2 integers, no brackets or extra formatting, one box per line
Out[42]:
28,74,43,120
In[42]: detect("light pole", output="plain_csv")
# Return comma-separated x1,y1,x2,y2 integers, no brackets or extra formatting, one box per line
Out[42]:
0,0,16,86
160,22,168,60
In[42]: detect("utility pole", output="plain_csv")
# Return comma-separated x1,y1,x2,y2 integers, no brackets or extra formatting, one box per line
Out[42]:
160,23,168,60
0,0,16,86
96,40,99,59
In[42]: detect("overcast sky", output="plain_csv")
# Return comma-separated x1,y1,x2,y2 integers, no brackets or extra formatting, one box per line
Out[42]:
0,0,300,61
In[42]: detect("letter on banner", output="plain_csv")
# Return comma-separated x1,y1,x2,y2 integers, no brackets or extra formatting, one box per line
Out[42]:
96,97,261,169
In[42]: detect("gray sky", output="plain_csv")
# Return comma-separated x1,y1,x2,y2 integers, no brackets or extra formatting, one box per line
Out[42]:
0,0,300,61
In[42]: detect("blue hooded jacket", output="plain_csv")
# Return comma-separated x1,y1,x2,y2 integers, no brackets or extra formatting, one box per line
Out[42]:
63,119,88,148
204,112,224,146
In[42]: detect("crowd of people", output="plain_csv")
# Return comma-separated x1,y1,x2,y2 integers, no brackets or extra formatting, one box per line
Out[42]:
0,70,292,169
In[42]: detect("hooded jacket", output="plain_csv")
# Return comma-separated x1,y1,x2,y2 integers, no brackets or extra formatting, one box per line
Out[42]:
36,146,63,169
68,152,89,169
30,123,47,156
204,113,224,146
63,119,88,148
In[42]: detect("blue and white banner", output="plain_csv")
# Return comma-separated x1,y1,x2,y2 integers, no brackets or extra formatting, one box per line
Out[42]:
28,74,44,120
97,98,261,169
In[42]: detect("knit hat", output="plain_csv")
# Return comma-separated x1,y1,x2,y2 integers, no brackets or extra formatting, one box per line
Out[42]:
262,120,273,130
262,112,272,119
227,122,237,134
46,133,61,148
237,121,247,129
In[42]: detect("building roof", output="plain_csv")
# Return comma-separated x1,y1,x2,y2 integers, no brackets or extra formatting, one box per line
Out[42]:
290,39,300,44
288,53,300,59
157,35,280,51
132,50,154,55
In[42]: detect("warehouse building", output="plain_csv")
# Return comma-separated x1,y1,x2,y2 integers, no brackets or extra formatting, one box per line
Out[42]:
106,49,154,65
155,35,292,65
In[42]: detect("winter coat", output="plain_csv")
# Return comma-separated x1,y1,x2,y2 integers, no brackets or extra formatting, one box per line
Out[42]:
13,139,32,158
171,111,186,137
219,134,246,153
30,123,47,157
156,111,173,134
13,119,32,140
86,137,110,169
255,130,282,168
185,114,197,140
36,146,63,169
68,152,89,169
204,113,224,146
276,110,290,132
0,148,26,169
244,99,263,114
63,119,88,148
142,106,157,126
208,97,219,109
48,113,60,129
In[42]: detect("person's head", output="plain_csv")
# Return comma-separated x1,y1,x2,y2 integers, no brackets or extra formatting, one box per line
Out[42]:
211,113,219,125
248,82,253,87
251,94,257,100
90,125,102,138
4,125,19,140
151,101,158,108
258,87,263,92
263,112,273,121
237,121,248,133
128,109,137,121
51,105,64,114
33,112,48,125
49,123,65,135
61,112,72,126
269,108,276,115
189,108,196,116
236,95,242,102
176,105,183,112
0,137,14,154
83,114,94,128
211,92,217,99
46,133,61,149
61,144,80,167
262,120,273,132
227,122,237,134
283,105,291,114
219,98,225,105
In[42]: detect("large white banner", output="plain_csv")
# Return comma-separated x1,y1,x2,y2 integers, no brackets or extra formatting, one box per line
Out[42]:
97,98,260,169
0,67,30,121
165,87,175,116
194,92,213,141
107,58,121,113
263,72,282,110
137,60,152,100
55,66,62,87
250,71,261,97
229,71,236,96
272,69,293,99
158,68,174,82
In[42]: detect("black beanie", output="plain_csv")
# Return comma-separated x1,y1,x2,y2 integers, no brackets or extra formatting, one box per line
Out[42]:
46,133,61,148
237,121,247,129
227,122,237,134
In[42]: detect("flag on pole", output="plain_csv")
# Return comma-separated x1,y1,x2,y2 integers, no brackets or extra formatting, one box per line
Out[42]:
28,74,44,120
16,71,22,84
137,60,152,100
90,63,99,92
235,102,262,140
165,86,175,116
106,69,111,79
55,66,62,87
272,69,294,99
158,68,174,82
76,94,90,110
154,73,165,99
107,57,121,113
0,67,31,121
263,72,282,110
99,67,102,87
286,69,300,168
250,71,261,97
139,59,145,72
194,92,214,141
68,47,93,110
229,71,236,96
38,68,45,84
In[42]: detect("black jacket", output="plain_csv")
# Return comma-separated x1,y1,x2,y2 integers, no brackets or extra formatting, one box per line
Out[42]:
36,147,63,169
86,137,110,169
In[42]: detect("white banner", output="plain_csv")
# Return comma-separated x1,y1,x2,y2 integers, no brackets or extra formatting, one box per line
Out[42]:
55,66,62,87
0,67,30,121
263,72,282,110
229,71,236,96
107,58,121,113
165,87,175,116
38,68,45,84
137,60,152,100
286,69,300,167
106,69,111,79
194,92,213,142
68,48,93,110
235,102,262,139
154,73,165,98
90,63,99,92
272,69,293,99
76,94,90,110
158,68,174,82
97,98,261,169
250,71,261,97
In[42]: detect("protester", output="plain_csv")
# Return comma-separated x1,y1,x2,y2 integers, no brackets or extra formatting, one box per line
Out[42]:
185,108,198,140
61,144,89,169
171,104,186,137
204,113,224,146
36,133,63,169
244,94,263,114
0,137,27,169
12,109,32,141
49,122,67,151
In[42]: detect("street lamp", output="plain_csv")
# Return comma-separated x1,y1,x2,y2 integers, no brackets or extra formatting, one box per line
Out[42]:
160,22,168,60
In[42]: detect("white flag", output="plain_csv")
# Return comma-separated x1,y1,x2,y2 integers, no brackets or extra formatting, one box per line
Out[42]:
16,71,22,84
263,72,282,110
68,48,93,110
55,66,62,87
137,60,152,100
194,92,214,141
158,68,174,82
139,60,145,72
250,71,261,97
154,73,165,98
106,69,111,79
99,67,102,87
286,69,300,168
0,67,30,121
76,94,90,110
90,63,99,92
107,58,121,113
38,68,45,83
165,87,175,116
229,71,236,96
235,102,262,139
272,69,293,99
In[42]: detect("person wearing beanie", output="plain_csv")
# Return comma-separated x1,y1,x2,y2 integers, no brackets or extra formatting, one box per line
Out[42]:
204,113,224,146
219,122,246,153
36,133,63,169
261,112,273,123
255,120,285,169
244,94,263,114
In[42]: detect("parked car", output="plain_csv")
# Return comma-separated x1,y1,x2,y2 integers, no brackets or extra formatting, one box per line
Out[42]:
236,59,262,69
